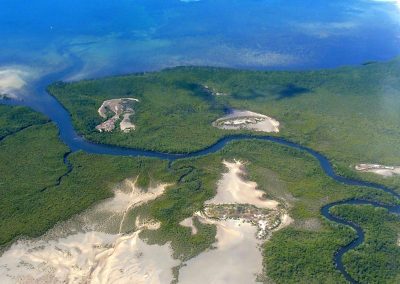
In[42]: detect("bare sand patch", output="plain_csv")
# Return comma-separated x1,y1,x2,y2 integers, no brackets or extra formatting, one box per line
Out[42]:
96,98,139,133
207,160,279,209
179,217,198,235
213,109,280,133
355,163,400,177
0,178,177,284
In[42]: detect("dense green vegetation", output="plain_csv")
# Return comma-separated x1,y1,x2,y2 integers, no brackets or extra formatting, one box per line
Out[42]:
123,140,398,282
331,205,400,283
263,225,355,283
0,104,48,140
2,76,400,284
49,58,400,192
0,106,176,247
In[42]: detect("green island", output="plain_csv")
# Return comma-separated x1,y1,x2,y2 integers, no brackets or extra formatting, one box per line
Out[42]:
1,58,400,283
49,57,400,192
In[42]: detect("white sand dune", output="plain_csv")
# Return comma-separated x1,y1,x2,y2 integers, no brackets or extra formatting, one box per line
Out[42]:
0,179,177,284
207,160,279,209
0,231,178,284
179,219,262,284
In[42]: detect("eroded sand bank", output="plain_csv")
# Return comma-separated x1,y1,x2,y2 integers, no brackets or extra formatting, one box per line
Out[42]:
213,109,280,133
355,163,400,177
96,98,139,133
0,178,178,284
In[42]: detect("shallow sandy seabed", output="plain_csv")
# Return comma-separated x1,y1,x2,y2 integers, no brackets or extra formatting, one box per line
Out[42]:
0,179,178,284
0,68,30,98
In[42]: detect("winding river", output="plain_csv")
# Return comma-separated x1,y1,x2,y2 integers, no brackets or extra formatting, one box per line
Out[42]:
1,59,399,284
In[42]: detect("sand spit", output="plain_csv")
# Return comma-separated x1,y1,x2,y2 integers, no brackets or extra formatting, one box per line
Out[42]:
96,98,139,133
207,160,279,209
0,178,178,284
355,163,400,177
178,160,290,283
213,109,280,133
179,217,198,235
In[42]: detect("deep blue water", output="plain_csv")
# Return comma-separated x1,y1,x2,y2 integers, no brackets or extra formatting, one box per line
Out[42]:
0,0,400,80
